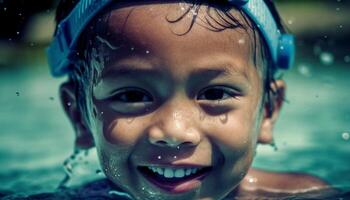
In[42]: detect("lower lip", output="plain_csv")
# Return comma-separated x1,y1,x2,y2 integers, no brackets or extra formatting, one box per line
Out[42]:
139,167,211,194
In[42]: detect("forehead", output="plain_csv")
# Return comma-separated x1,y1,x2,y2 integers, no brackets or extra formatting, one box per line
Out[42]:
96,2,260,81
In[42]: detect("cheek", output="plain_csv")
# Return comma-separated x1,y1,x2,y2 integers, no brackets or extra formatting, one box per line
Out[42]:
204,108,259,179
207,109,258,152
92,101,146,146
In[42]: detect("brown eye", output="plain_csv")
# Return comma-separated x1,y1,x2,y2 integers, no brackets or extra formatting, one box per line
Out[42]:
112,88,153,103
197,86,238,101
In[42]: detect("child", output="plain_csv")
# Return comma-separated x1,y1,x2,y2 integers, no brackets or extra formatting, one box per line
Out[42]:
48,0,328,199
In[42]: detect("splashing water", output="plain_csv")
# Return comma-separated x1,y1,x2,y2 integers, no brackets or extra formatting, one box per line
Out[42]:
109,190,133,199
59,149,104,188
270,141,278,152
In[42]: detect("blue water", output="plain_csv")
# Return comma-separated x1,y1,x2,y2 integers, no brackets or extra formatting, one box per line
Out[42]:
0,59,349,198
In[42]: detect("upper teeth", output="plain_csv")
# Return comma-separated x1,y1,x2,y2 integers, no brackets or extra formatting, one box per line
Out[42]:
147,167,201,178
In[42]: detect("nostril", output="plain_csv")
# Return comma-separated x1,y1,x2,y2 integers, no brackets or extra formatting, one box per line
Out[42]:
154,140,194,148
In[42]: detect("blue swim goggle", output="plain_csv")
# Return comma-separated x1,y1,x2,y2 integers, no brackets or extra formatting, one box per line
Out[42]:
47,0,295,77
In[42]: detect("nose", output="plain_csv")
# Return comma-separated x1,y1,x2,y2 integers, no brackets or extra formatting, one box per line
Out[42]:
148,99,201,148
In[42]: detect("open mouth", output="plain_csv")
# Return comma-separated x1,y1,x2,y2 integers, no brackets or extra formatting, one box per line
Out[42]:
138,165,212,193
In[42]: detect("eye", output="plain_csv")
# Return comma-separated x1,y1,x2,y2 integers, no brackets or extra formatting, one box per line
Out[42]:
111,87,153,103
197,86,239,101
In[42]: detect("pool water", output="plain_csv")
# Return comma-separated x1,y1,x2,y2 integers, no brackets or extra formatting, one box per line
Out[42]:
0,56,349,198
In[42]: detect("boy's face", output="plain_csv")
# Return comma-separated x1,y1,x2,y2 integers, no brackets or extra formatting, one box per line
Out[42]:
63,3,282,200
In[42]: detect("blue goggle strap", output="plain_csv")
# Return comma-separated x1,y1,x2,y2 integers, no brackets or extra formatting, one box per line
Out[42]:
47,0,112,76
238,0,295,70
47,0,294,77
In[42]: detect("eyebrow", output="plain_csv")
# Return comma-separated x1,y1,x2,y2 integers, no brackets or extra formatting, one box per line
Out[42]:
101,63,249,84
188,64,249,83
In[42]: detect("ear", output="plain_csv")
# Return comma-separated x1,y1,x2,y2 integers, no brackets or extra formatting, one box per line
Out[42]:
59,81,95,149
258,80,286,144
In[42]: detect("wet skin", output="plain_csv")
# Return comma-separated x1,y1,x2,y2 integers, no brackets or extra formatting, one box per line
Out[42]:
61,2,289,200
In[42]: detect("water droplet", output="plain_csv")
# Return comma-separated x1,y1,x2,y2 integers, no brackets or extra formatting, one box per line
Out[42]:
100,111,104,115
67,102,72,107
248,177,258,183
130,47,134,51
297,64,311,77
287,19,293,25
320,52,334,65
344,55,350,63
217,99,222,105
239,173,245,178
126,118,134,124
96,169,102,174
342,132,349,141
339,24,343,29
142,187,145,190
238,39,245,44
219,114,228,124
173,156,177,159
157,155,162,159
49,96,54,101
176,145,180,150
145,50,150,54
15,91,20,96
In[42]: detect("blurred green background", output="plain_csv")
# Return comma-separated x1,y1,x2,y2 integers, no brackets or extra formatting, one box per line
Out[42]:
0,0,349,195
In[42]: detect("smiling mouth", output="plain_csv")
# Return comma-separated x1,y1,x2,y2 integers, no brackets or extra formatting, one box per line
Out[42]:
138,165,212,193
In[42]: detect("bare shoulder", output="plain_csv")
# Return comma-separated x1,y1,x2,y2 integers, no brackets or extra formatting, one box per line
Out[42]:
236,168,332,197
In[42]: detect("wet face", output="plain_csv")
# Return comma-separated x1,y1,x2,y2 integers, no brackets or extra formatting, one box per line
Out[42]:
90,3,264,200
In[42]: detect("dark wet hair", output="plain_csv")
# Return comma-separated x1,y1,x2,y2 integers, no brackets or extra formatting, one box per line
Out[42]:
55,0,286,126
